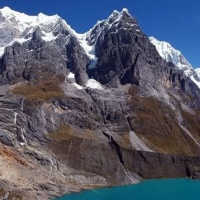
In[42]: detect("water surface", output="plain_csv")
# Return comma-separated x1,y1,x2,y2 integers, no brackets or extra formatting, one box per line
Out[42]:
55,178,200,200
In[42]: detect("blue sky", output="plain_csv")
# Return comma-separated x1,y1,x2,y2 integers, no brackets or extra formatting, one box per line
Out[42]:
0,0,199,67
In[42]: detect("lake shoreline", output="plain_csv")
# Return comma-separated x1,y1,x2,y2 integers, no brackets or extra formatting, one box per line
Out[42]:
53,177,200,200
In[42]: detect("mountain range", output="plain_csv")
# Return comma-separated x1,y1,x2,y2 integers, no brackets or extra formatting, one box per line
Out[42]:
0,6,200,200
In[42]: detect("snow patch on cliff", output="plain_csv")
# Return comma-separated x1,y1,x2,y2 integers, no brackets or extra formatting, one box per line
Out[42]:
86,79,104,90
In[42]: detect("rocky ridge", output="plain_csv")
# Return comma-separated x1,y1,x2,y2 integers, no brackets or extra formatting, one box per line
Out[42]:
0,7,199,200
149,36,200,88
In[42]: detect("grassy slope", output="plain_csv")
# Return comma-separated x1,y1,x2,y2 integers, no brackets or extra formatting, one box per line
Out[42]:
128,86,200,156
12,74,65,103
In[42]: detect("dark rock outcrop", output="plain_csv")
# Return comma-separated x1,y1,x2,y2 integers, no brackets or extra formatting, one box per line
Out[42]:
65,35,90,86
87,10,200,99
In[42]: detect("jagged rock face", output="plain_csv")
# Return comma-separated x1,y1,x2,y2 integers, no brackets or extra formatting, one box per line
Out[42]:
0,7,200,200
149,36,194,73
65,36,90,86
86,11,200,99
149,36,200,92
0,7,91,85
0,38,67,84
0,13,19,47
1,43,27,82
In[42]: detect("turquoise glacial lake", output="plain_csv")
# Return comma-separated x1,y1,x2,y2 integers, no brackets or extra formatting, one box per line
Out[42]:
55,178,200,200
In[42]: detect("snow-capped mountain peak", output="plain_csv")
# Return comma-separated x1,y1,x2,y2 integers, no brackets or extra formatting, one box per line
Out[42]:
1,6,27,17
0,6,60,32
79,8,136,69
107,8,132,25
122,8,129,13
0,6,81,57
36,12,60,25
195,68,200,79
109,8,130,16
149,36,200,89
149,36,193,76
